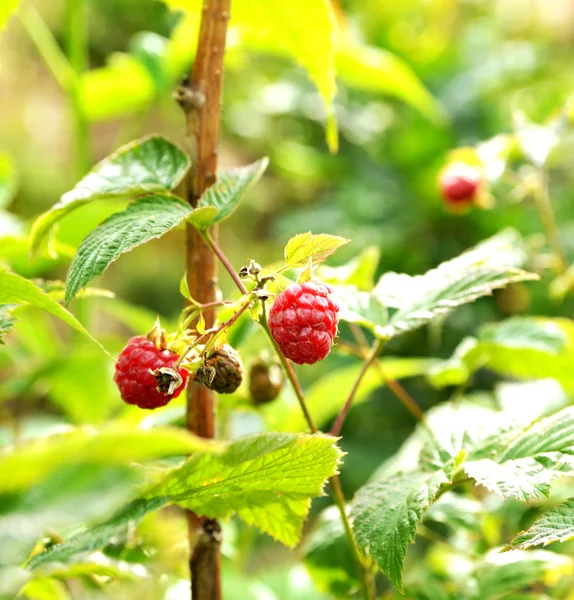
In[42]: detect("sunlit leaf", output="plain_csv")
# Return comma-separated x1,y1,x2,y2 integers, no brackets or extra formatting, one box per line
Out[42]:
0,425,220,493
79,53,155,121
0,269,109,356
336,40,444,123
65,194,191,304
30,135,190,257
334,284,388,335
157,432,342,546
351,471,447,592
162,0,338,150
187,158,269,230
284,232,350,267
509,498,574,550
319,246,380,291
30,432,341,566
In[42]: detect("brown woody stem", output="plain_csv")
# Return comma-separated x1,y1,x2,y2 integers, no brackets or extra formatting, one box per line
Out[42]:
179,1,230,598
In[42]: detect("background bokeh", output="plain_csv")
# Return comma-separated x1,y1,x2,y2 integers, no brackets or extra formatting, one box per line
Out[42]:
2,0,574,598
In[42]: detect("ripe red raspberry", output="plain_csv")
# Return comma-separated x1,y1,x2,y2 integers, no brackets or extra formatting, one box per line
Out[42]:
114,336,189,409
440,162,481,205
268,282,339,365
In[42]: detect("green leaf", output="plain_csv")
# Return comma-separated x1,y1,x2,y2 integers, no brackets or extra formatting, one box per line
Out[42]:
28,496,168,569
501,406,574,460
164,0,338,150
0,425,220,493
187,158,269,230
0,304,15,344
464,454,574,502
0,269,109,355
336,40,444,123
374,231,538,339
475,549,572,599
30,135,190,256
30,433,341,566
509,498,574,550
79,53,155,121
64,194,191,304
156,432,342,547
467,318,574,392
351,471,447,592
284,232,350,267
463,406,574,501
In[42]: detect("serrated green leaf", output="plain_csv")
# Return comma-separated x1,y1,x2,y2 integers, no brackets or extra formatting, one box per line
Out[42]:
475,549,572,599
0,425,220,493
0,269,109,356
28,496,168,569
30,135,190,256
509,498,574,550
464,454,574,502
374,231,538,339
30,433,341,566
462,406,574,501
187,158,268,230
157,432,342,546
284,232,350,267
351,471,447,592
336,40,444,123
64,194,191,304
501,406,574,460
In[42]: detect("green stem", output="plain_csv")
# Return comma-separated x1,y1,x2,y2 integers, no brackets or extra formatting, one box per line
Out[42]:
65,0,90,176
533,168,567,273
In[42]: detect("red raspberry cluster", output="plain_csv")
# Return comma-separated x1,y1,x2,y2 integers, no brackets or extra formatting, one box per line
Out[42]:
114,336,189,409
268,282,339,365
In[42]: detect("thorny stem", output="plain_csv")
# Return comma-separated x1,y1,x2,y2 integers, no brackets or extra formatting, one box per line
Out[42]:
204,231,248,295
331,339,384,437
533,168,568,273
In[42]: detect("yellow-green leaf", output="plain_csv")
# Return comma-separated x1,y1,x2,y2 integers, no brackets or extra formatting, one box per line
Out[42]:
284,232,350,267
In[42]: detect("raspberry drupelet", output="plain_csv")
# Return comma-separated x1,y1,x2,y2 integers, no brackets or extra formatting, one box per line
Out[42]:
114,336,189,409
268,282,339,365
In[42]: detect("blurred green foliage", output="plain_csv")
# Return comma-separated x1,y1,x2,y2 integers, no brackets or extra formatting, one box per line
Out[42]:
3,0,574,598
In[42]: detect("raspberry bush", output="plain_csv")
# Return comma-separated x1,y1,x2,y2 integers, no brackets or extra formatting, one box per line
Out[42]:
2,1,574,600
